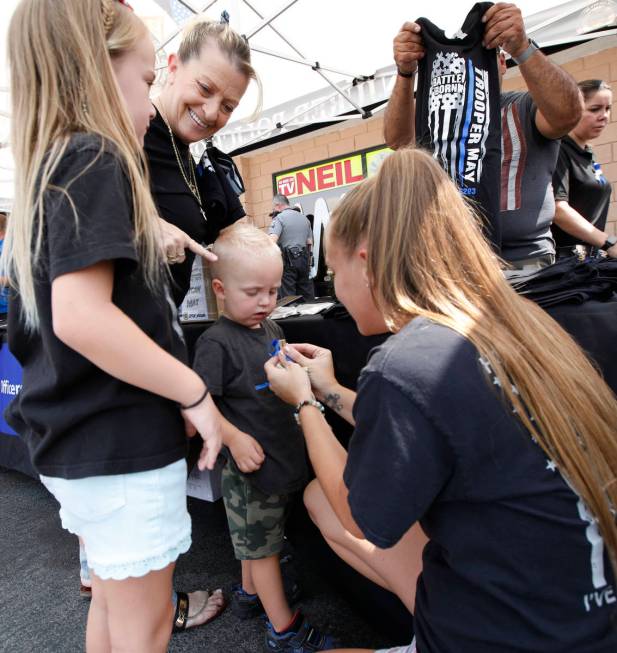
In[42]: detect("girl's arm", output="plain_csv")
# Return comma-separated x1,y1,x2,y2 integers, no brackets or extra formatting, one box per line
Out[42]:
52,260,221,469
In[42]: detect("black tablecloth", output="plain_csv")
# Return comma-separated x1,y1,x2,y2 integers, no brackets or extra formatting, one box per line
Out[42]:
2,300,617,475
0,314,386,478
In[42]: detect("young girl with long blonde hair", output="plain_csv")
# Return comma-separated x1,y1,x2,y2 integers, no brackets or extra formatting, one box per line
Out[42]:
265,147,617,652
3,1,221,651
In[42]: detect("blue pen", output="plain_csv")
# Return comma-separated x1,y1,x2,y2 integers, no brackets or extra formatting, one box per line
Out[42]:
255,339,291,390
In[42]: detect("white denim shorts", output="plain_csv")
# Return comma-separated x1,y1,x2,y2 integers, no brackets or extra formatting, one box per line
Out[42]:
376,640,416,653
40,459,191,581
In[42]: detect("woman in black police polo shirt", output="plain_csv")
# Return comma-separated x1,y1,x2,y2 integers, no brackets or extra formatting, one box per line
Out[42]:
150,17,257,305
552,79,616,258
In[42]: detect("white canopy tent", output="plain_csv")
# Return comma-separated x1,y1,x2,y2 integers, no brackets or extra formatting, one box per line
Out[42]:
0,0,615,206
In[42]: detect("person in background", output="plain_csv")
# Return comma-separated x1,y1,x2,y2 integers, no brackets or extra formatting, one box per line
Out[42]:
0,211,9,319
384,2,582,270
193,223,334,653
3,2,222,651
552,79,616,259
265,148,617,653
269,194,315,301
150,16,258,306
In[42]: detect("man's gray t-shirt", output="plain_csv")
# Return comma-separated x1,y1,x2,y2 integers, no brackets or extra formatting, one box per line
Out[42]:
500,91,559,262
269,208,312,250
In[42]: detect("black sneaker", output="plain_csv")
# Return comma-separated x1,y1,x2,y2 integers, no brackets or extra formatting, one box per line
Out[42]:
264,613,335,652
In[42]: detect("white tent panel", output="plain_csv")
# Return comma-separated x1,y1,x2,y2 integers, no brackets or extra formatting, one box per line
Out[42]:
0,0,608,203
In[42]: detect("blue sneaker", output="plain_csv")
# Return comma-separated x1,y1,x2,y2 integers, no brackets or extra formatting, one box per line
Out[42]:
231,556,302,620
264,613,335,652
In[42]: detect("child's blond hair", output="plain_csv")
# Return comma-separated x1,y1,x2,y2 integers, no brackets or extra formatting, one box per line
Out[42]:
210,222,281,280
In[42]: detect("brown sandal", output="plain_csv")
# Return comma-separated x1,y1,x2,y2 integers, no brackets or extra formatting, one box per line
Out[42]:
79,583,92,600
172,589,226,633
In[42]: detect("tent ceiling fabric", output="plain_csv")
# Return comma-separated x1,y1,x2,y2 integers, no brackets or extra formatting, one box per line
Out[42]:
151,0,613,154
0,0,613,205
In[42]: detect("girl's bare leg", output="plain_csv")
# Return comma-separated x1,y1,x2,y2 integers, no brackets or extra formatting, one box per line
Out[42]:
87,563,175,653
304,480,427,613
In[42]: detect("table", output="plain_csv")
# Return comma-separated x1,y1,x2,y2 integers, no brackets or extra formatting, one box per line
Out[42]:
0,313,387,478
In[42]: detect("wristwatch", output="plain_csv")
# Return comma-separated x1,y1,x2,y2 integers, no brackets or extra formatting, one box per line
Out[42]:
600,235,617,251
512,39,539,65
294,398,325,424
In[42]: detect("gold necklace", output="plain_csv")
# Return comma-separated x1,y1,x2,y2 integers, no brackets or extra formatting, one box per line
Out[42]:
158,109,207,223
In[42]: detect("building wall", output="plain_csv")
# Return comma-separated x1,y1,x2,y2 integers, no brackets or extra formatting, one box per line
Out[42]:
237,40,617,237
236,115,385,229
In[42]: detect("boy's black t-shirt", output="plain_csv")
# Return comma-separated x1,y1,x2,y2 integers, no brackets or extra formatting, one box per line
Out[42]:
145,110,246,305
6,134,188,479
193,316,307,495
415,2,502,250
344,317,617,652
552,136,612,249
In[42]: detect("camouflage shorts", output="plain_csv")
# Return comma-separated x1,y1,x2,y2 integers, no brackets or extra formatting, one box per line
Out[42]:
221,460,290,560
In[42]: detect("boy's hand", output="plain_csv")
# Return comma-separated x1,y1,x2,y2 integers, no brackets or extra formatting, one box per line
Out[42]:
229,431,265,473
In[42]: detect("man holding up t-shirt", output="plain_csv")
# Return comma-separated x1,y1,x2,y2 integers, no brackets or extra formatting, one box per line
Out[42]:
384,2,582,269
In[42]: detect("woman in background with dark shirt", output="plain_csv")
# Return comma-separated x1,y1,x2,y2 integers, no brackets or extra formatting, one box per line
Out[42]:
552,79,616,258
147,16,259,629
150,17,257,305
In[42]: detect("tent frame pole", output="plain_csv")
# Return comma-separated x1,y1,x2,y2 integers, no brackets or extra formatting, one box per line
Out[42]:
241,0,371,118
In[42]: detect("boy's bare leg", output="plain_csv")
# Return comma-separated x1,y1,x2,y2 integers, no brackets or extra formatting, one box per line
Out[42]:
241,559,256,594
251,555,294,631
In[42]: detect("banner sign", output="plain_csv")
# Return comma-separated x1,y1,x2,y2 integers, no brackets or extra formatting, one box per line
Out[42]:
0,343,22,436
274,146,392,200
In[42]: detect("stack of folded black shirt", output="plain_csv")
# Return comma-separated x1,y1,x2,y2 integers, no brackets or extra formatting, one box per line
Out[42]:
507,256,617,307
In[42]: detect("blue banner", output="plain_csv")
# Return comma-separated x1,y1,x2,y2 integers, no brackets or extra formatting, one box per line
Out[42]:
0,343,22,436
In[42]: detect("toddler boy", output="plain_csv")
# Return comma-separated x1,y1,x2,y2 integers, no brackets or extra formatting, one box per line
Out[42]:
193,223,334,652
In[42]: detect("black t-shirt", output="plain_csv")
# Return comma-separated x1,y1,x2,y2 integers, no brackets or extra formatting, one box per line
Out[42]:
193,316,308,495
344,317,617,652
6,135,188,479
552,136,612,249
415,2,502,250
144,109,246,305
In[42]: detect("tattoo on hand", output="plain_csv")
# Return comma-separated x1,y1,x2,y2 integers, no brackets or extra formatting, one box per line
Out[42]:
324,393,343,413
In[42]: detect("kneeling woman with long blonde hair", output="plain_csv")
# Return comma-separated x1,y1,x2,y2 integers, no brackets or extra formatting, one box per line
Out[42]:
265,148,617,653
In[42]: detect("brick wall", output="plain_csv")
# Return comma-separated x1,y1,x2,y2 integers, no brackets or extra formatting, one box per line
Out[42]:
238,41,617,237
237,116,385,229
